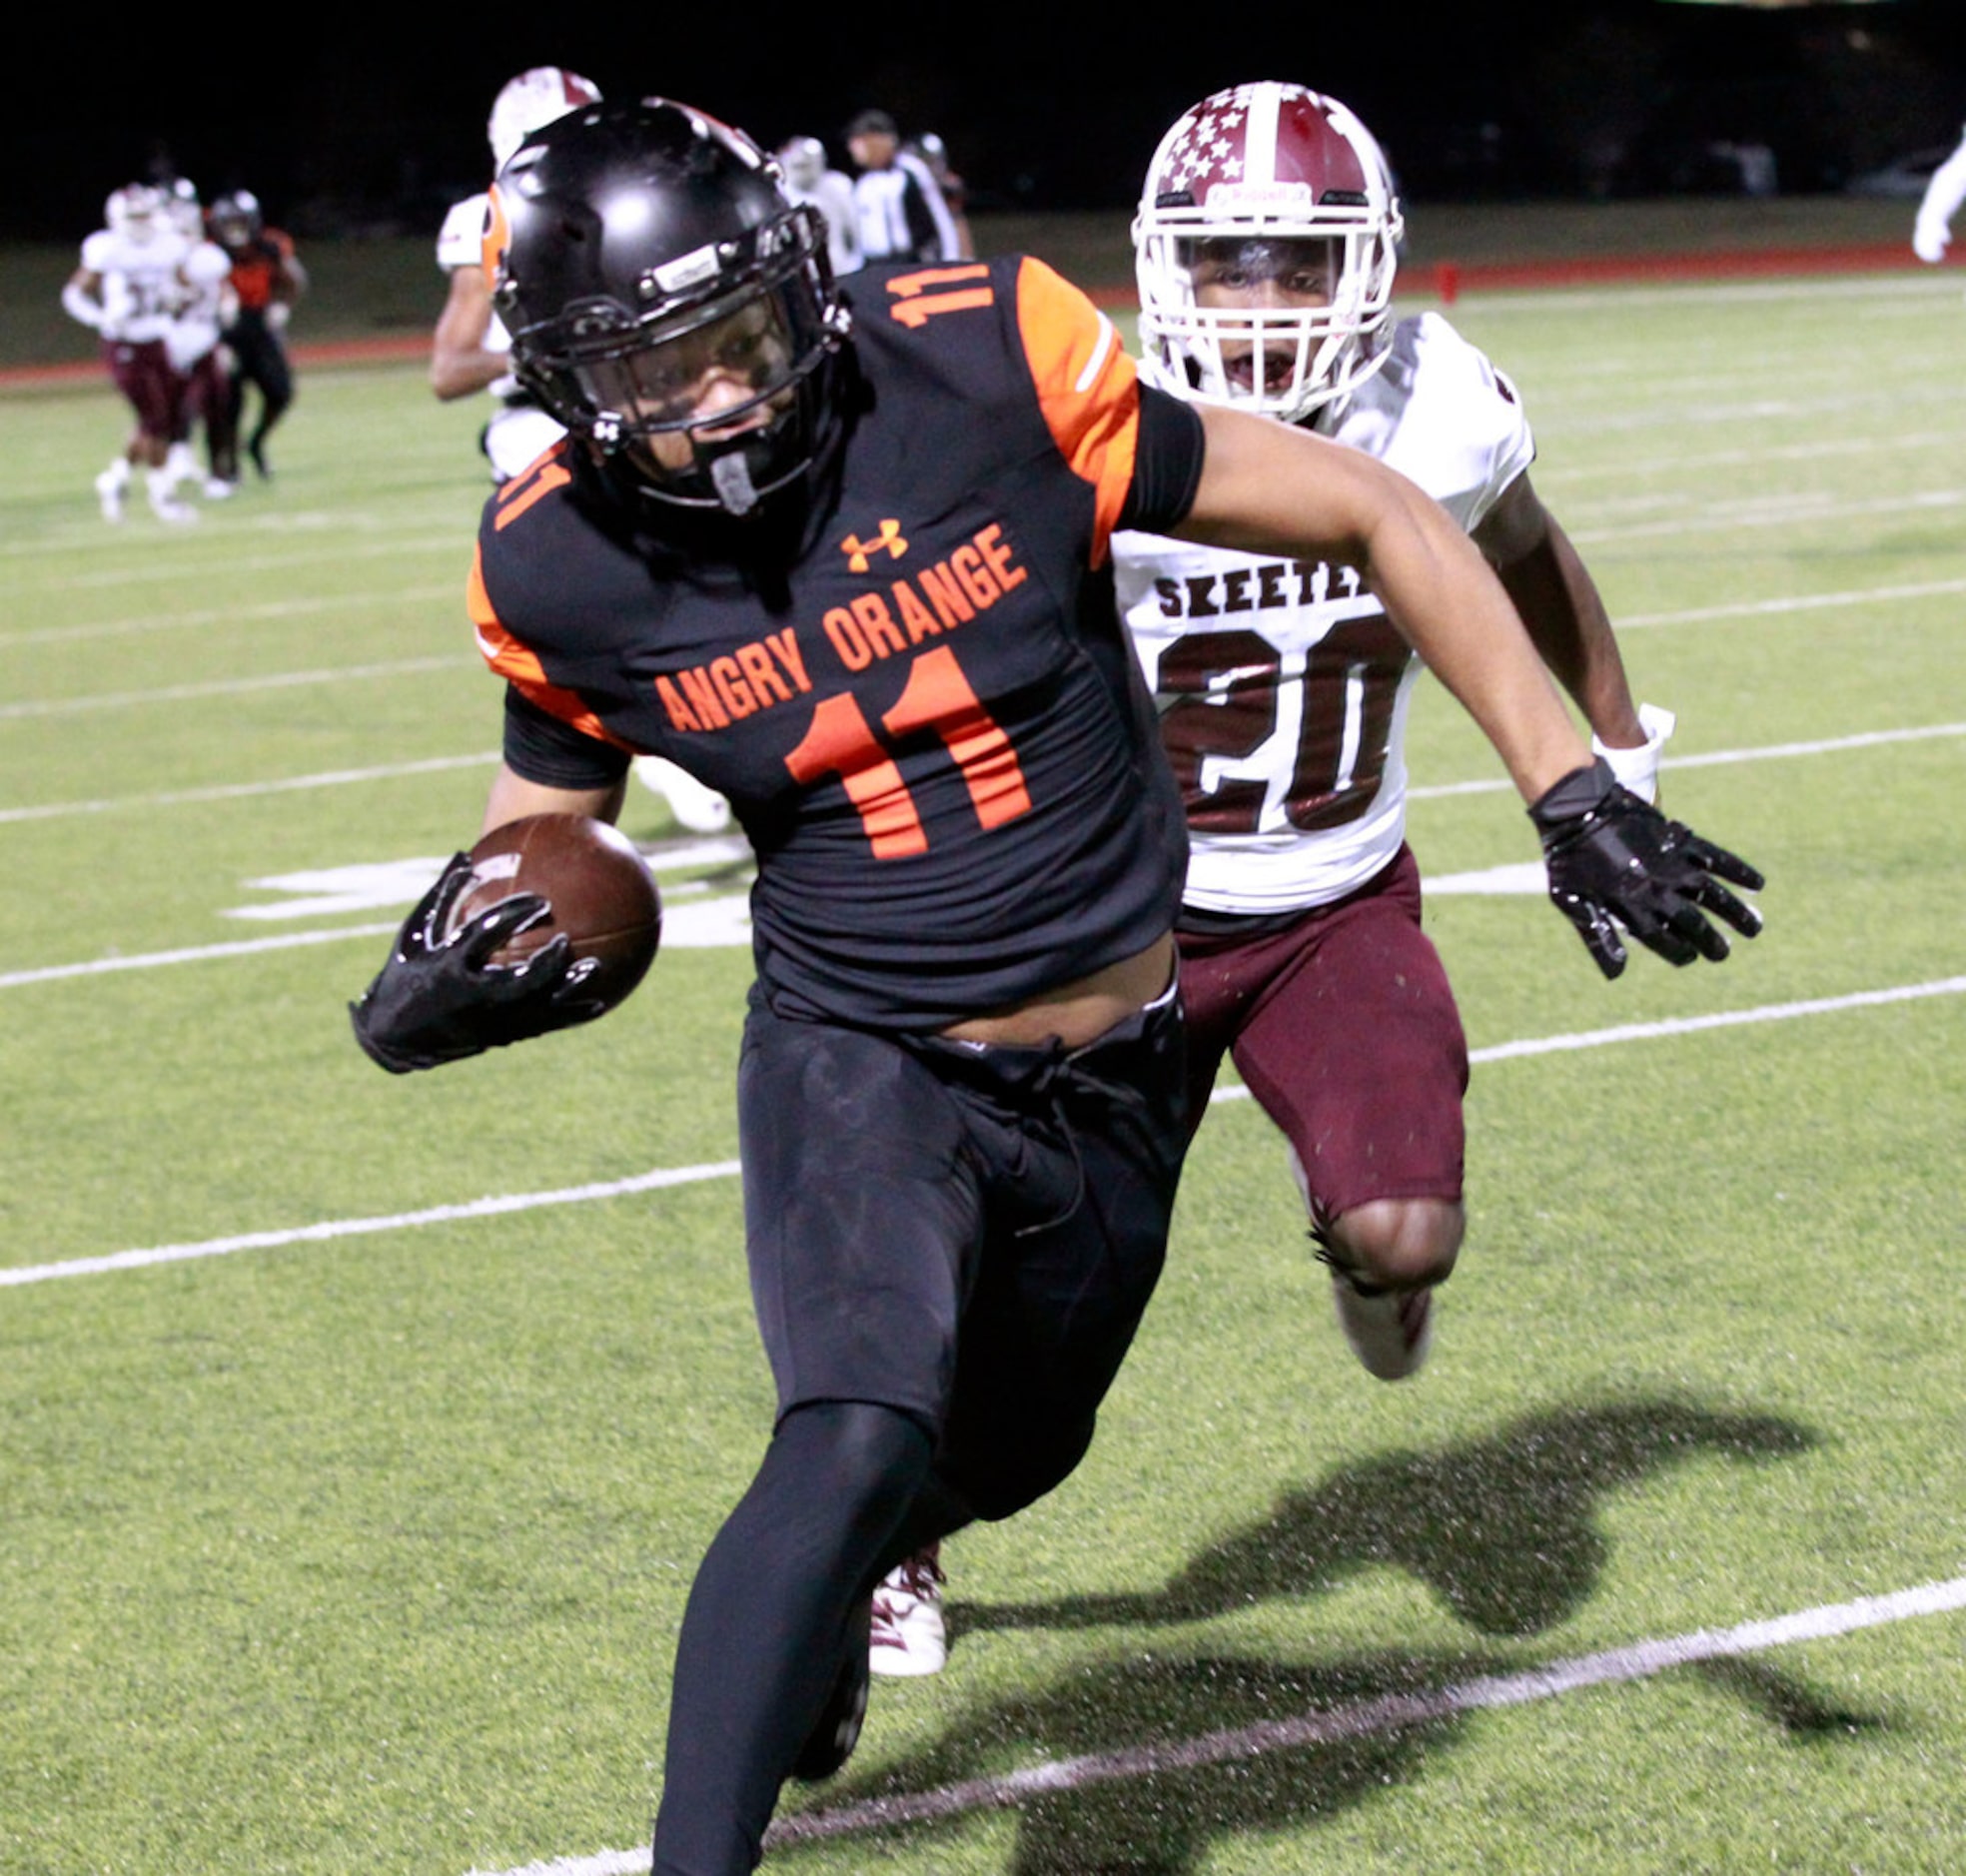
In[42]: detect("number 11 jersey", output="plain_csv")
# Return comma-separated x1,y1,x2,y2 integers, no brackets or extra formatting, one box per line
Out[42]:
470,255,1191,1032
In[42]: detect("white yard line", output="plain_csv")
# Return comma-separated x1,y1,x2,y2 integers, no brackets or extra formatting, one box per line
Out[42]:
5,975,1960,1292
0,1162,742,1289
0,922,405,989
1405,719,1966,802
462,1573,1966,1872
2,712,1957,828
1614,577,1966,629
1560,485,1966,544
0,754,500,826
1201,976,1966,1085
0,655,472,720
0,583,462,648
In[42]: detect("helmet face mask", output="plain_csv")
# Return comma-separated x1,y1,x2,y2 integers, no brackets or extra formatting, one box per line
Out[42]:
490,100,851,517
1135,84,1404,424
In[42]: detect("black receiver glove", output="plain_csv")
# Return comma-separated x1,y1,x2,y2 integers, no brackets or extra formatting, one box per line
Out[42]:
1529,759,1765,980
349,852,606,1073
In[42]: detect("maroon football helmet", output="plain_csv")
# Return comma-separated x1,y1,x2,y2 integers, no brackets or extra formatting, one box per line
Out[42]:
1134,83,1404,422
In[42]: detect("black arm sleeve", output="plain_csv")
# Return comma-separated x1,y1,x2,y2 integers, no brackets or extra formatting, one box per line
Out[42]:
501,685,633,790
1119,385,1207,535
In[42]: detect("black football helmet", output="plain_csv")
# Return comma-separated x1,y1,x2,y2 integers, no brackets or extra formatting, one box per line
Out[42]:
207,190,264,248
487,98,851,516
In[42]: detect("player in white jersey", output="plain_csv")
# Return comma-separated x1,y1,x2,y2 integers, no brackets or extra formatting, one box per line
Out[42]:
160,184,239,498
1122,81,1677,1381
869,80,1715,1682
431,67,603,484
429,66,731,836
777,135,861,276
62,184,203,522
1913,122,1966,265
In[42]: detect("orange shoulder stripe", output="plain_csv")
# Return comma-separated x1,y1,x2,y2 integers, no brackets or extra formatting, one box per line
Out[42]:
1014,257,1140,567
467,542,627,748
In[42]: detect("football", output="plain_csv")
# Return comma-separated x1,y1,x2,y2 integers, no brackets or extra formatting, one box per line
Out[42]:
448,813,662,1013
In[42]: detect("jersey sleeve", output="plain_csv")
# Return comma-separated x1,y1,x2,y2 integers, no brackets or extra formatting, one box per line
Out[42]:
1375,314,1537,533
468,530,634,755
436,194,490,272
1013,257,1141,565
1119,387,1206,535
501,685,631,789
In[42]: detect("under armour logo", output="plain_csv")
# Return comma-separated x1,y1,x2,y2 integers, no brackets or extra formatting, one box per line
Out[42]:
840,518,907,571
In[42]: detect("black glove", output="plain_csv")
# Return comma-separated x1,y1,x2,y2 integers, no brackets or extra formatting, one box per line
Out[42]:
1529,759,1765,980
349,852,607,1073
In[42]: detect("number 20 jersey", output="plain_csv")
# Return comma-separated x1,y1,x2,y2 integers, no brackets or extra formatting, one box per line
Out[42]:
1116,312,1535,916
470,256,1190,1032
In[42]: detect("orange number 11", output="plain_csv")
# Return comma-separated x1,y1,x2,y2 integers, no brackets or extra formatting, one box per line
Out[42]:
782,646,1033,858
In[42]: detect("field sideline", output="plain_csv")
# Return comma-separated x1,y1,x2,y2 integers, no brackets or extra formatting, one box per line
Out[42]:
3,252,1964,1876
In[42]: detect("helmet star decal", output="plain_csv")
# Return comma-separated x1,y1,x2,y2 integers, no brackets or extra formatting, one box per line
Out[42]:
1159,96,1255,198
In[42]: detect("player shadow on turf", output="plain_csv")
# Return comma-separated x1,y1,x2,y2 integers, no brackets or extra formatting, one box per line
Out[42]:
773,1643,1892,1873
771,1646,1482,1871
771,1400,1872,1871
1693,1655,1891,1740
953,1398,1817,1639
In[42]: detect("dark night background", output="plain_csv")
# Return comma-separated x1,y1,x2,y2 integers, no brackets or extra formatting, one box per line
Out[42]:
9,1,1965,244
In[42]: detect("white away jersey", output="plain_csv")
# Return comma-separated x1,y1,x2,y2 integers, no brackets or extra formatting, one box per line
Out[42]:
78,224,192,344
165,239,233,370
1116,312,1534,914
436,192,516,373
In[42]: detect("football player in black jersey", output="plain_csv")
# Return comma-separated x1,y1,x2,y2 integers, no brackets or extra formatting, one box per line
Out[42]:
349,101,1762,1874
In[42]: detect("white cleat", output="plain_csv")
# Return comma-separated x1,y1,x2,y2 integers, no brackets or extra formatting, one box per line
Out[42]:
146,469,198,524
1331,1274,1435,1382
869,1544,947,1677
634,754,733,834
94,467,126,522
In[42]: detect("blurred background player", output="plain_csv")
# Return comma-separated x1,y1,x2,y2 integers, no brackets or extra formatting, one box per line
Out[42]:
883,81,1684,1676
1912,120,1966,264
159,179,238,500
208,190,306,481
434,68,730,835
776,135,861,275
430,65,603,483
61,183,200,523
843,108,963,264
432,67,732,835
903,130,975,259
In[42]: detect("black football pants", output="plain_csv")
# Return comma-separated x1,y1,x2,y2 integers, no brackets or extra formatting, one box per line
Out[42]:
650,986,1188,1874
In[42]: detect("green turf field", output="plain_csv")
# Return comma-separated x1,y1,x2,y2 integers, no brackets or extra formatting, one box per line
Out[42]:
3,261,1963,1875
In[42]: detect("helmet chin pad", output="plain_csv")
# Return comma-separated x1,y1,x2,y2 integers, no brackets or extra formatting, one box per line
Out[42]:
707,448,762,515
644,425,781,517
